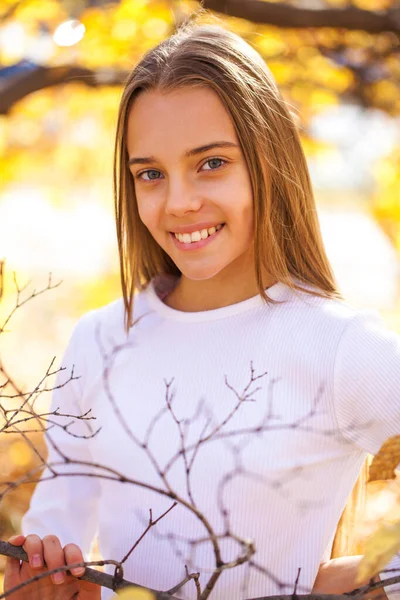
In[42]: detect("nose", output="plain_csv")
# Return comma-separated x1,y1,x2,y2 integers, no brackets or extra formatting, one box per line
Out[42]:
164,175,203,217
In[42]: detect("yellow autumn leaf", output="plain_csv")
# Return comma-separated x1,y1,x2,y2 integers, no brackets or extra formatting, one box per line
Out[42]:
357,520,400,583
114,587,155,600
369,435,400,482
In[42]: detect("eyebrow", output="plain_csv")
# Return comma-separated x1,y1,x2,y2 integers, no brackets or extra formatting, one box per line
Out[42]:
128,141,239,166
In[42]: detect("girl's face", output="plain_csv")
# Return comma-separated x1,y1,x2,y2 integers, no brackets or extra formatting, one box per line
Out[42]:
126,86,254,282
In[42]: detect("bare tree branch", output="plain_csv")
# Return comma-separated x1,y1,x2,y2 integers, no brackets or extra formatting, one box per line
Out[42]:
1,277,400,600
2,535,399,600
166,564,201,597
0,539,175,599
0,64,130,115
120,503,178,565
201,0,400,34
0,272,61,334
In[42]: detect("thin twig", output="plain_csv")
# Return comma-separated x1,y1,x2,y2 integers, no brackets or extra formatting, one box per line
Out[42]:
293,568,301,596
120,503,178,565
0,272,61,335
166,564,201,596
164,378,196,505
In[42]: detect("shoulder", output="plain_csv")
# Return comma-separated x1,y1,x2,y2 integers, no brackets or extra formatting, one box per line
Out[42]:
280,282,379,333
70,287,153,349
59,289,154,392
276,282,398,359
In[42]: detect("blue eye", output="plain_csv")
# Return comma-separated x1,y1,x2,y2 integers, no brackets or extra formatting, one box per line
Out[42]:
137,170,162,182
135,157,226,183
202,158,225,170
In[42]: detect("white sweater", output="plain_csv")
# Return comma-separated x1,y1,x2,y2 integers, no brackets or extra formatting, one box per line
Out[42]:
22,275,400,600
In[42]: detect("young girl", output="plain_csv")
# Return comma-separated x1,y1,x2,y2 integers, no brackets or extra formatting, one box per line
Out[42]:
4,15,400,600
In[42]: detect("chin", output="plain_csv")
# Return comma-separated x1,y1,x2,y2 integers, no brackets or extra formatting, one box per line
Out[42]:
177,263,227,281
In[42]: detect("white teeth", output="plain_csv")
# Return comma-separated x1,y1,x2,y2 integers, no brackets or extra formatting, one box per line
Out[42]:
191,231,201,242
174,224,224,243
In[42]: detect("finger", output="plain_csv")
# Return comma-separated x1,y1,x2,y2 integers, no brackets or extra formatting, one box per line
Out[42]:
4,554,22,592
64,543,86,577
42,534,66,585
22,533,44,570
5,535,25,590
8,534,26,546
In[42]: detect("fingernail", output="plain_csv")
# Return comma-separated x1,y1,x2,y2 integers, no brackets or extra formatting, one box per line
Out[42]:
32,554,42,568
53,572,65,584
71,567,85,577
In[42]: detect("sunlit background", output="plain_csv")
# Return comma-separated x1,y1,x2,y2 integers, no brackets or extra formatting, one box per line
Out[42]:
1,0,400,581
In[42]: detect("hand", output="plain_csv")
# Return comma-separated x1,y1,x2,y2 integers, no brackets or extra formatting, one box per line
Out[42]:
4,534,101,600
312,557,386,599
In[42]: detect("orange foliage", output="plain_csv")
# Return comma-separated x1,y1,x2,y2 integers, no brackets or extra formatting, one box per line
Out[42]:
0,432,47,572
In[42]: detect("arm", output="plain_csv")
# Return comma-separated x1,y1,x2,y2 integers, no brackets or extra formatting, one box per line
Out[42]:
21,312,101,556
312,555,395,598
334,310,400,459
332,311,400,600
313,556,379,595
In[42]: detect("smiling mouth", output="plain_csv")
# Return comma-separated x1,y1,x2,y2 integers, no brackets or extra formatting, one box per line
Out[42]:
171,223,224,244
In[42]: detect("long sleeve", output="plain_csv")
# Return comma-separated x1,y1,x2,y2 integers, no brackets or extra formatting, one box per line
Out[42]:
21,312,101,557
333,310,400,600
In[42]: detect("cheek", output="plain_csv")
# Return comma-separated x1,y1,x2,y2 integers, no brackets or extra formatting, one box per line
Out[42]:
136,194,160,231
231,184,254,230
233,170,253,217
238,193,254,245
243,211,254,246
243,181,254,229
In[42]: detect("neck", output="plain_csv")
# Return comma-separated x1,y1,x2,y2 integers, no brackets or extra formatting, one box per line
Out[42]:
164,259,276,313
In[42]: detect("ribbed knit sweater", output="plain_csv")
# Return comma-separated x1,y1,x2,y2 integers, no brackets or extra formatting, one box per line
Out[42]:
22,275,400,600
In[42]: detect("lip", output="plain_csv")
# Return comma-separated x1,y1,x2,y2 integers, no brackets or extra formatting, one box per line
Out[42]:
170,224,225,251
169,221,224,235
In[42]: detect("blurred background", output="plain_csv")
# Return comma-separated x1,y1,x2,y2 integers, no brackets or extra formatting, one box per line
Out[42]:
0,0,400,584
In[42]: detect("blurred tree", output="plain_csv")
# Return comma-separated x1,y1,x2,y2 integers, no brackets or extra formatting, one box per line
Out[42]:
0,0,399,310
0,0,399,114
0,4,399,590
0,60,130,115
372,149,400,250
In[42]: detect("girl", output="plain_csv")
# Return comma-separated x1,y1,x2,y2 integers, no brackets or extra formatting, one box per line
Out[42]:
4,14,400,600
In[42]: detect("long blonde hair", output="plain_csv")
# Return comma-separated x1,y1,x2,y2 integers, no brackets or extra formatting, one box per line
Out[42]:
113,12,366,557
113,14,341,332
